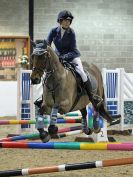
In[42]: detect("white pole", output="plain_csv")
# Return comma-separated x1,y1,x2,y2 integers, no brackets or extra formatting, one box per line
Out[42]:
119,68,125,131
17,67,22,134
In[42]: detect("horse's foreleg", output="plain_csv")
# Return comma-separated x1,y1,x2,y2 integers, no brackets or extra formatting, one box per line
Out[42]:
36,115,50,143
48,104,59,137
35,102,51,143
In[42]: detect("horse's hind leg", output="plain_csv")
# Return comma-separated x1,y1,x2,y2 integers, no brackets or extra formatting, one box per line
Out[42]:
98,102,114,123
93,110,101,133
98,102,121,126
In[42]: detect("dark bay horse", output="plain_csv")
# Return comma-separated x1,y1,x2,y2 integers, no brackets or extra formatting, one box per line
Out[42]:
31,40,120,142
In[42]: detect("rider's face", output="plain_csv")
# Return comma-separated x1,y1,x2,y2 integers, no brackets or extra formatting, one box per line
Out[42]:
60,19,71,29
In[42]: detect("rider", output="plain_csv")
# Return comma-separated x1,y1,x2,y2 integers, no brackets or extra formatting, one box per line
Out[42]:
46,10,103,110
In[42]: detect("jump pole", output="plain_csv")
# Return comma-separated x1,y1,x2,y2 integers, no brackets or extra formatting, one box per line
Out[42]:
0,130,82,142
0,128,82,142
0,142,133,150
0,157,133,176
0,119,81,125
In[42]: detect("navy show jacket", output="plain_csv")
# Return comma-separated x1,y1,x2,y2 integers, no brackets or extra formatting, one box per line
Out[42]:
46,26,80,61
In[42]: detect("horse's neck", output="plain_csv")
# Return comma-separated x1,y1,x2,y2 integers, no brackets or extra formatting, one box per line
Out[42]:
48,46,65,77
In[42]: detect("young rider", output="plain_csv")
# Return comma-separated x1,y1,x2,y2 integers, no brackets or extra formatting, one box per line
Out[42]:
46,10,103,110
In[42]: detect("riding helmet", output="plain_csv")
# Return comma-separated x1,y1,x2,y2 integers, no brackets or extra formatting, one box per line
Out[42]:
57,10,74,23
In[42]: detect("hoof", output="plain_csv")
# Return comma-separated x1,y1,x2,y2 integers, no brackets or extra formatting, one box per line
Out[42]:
85,128,93,135
48,125,58,136
83,128,93,135
39,131,50,143
82,126,93,135
82,118,93,135
93,128,101,134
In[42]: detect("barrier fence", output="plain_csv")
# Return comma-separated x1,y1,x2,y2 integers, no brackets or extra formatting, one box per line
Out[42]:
17,68,133,134
102,68,133,130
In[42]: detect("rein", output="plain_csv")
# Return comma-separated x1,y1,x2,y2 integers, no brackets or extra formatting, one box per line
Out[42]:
43,70,60,93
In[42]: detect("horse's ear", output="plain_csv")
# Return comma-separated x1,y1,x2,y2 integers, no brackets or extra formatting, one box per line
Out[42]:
30,40,36,47
43,39,48,49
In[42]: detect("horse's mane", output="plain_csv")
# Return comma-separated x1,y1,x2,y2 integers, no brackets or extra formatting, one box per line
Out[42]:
47,46,59,59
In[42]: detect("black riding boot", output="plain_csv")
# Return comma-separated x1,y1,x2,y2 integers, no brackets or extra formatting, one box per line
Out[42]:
84,79,103,110
34,99,43,108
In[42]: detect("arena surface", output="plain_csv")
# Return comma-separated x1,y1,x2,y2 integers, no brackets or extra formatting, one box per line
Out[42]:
0,117,133,177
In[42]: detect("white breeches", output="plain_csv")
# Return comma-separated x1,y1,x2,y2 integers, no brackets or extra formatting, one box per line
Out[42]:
71,57,88,82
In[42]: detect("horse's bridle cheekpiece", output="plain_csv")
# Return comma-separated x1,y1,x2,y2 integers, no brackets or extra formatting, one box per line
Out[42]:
31,41,58,92
31,41,49,73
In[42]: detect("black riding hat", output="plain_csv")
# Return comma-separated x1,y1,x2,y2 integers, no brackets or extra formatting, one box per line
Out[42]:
57,10,74,23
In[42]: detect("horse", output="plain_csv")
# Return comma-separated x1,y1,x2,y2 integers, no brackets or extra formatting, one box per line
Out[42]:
30,40,120,143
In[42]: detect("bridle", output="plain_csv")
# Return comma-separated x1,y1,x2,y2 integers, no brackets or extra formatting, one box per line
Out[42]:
31,45,59,94
31,47,48,74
